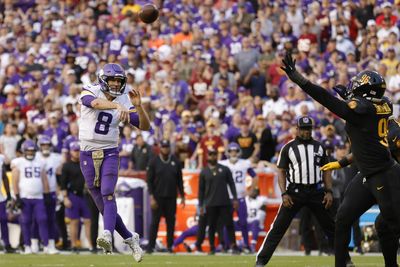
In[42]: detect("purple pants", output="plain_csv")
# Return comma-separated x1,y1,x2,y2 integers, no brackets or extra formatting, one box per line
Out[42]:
80,148,132,239
32,192,57,239
20,198,48,246
65,193,91,220
173,225,198,247
248,220,261,244
223,198,249,248
0,200,10,246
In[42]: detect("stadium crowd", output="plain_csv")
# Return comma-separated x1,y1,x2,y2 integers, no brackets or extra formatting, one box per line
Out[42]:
0,0,398,254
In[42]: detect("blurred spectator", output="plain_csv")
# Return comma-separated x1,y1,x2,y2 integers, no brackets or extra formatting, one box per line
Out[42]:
0,123,20,170
16,123,38,156
243,58,268,98
388,63,400,103
212,60,237,92
256,115,276,162
234,37,260,80
195,119,224,167
376,2,398,27
131,134,154,171
234,118,259,160
354,0,375,28
262,86,288,117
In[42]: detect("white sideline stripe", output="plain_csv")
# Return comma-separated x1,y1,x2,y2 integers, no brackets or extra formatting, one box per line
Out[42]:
256,203,283,261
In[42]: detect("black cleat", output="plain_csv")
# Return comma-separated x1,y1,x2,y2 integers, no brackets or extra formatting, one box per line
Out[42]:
5,245,16,253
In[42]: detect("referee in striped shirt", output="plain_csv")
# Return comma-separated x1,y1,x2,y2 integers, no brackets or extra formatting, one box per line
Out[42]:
255,116,335,266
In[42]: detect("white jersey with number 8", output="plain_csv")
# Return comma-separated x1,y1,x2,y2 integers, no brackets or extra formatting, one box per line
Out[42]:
11,157,46,199
79,84,133,151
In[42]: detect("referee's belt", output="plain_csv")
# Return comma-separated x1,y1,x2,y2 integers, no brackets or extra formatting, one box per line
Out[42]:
288,182,322,190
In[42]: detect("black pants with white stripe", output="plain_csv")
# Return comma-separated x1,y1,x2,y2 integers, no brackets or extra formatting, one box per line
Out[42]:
256,184,335,266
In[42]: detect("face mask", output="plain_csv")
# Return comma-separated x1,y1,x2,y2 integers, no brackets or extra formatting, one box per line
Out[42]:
41,149,51,156
229,155,238,163
336,35,343,41
25,154,35,160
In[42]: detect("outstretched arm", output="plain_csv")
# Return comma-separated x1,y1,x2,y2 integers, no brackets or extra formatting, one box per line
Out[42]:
281,53,360,124
128,89,151,131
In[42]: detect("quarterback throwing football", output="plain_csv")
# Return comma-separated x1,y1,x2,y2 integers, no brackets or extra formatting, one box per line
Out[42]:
79,63,150,262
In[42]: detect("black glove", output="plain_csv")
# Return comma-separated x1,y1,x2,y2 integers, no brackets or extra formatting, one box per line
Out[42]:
15,194,23,210
43,193,52,207
280,52,309,86
333,84,351,100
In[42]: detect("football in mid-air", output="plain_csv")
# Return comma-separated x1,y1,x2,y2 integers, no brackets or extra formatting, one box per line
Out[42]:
139,4,159,24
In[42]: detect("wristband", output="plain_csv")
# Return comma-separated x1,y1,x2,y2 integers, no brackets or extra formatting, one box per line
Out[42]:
338,157,350,167
281,192,288,197
16,194,20,200
6,192,11,200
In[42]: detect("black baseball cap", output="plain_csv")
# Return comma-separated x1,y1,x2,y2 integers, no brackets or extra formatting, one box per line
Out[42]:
160,139,170,147
297,116,313,128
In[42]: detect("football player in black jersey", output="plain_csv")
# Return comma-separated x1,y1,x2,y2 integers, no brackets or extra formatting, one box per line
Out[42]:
322,116,400,267
280,52,400,267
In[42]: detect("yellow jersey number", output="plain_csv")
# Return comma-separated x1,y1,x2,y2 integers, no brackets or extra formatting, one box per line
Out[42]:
378,118,389,147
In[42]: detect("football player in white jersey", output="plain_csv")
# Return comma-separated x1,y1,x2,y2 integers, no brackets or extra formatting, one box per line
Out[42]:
30,136,62,254
11,140,50,254
0,153,15,253
246,188,267,251
79,63,150,261
219,142,257,251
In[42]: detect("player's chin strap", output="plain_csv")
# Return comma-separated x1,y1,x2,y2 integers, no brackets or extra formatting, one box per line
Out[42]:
92,150,104,187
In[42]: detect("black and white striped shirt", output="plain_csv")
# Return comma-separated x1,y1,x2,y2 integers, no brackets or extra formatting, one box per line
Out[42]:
277,138,328,185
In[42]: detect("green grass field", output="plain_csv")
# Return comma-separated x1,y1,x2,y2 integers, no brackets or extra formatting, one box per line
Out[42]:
0,254,395,267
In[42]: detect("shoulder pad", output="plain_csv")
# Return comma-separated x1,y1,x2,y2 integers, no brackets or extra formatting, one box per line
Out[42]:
82,84,100,95
346,97,371,114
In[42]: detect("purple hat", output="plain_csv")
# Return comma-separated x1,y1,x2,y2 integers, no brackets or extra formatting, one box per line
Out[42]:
238,86,247,93
22,140,37,152
38,135,52,146
196,121,204,128
77,40,86,48
227,142,240,152
69,141,80,151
